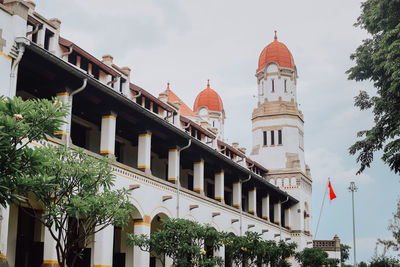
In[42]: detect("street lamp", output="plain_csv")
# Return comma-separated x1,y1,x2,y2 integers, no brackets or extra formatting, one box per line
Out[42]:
348,181,358,267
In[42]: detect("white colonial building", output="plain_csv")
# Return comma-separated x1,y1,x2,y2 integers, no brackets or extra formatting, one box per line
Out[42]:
0,1,313,267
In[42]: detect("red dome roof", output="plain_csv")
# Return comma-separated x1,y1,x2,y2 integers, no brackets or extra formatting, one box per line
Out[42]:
257,31,295,72
193,80,223,112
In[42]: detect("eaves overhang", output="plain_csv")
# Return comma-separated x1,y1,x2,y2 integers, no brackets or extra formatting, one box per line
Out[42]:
23,39,299,205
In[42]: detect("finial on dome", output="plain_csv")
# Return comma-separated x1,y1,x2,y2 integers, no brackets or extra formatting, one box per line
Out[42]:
207,79,210,88
274,30,277,40
167,82,170,90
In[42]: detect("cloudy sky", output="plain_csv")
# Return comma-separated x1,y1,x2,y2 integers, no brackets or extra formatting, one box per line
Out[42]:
35,0,399,263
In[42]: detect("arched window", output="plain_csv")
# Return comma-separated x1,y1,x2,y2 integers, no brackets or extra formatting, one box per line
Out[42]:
284,178,289,186
276,178,282,186
284,79,287,92
291,177,297,186
272,80,275,92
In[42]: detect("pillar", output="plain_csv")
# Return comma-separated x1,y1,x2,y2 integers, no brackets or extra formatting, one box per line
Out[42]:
284,208,291,230
55,91,70,137
42,226,58,267
274,202,281,225
137,131,151,170
262,194,270,221
37,27,45,48
93,225,113,267
0,206,9,266
214,171,224,202
232,181,241,208
133,220,150,267
214,244,225,262
193,159,204,194
248,188,256,215
168,148,179,183
100,113,117,156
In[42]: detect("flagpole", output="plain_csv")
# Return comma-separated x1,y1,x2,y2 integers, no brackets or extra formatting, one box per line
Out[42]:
314,178,329,239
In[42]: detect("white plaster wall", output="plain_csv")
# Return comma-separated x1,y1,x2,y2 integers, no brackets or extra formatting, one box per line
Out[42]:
0,9,27,97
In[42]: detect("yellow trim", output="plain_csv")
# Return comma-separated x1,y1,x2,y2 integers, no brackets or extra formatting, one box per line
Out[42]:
56,92,69,96
0,51,12,60
215,172,224,175
54,131,66,135
0,254,6,259
193,188,202,191
248,210,255,213
93,265,112,267
262,216,269,219
100,150,114,155
137,165,149,169
168,178,177,181
194,161,204,165
233,181,241,184
274,221,280,224
139,133,151,137
102,115,116,119
134,222,150,226
215,196,224,200
169,149,178,152
43,260,58,264
232,204,240,207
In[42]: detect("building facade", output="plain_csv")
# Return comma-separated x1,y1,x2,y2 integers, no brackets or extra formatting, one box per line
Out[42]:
0,1,312,267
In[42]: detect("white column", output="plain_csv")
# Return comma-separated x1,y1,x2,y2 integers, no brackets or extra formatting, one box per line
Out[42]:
37,27,46,47
274,202,281,225
0,206,9,263
248,188,256,215
262,194,270,221
214,244,225,263
193,160,204,194
42,225,58,266
137,132,152,170
165,256,173,267
284,208,291,230
100,113,117,156
214,171,224,202
168,148,179,183
93,225,113,267
55,91,70,137
133,221,150,267
232,181,241,208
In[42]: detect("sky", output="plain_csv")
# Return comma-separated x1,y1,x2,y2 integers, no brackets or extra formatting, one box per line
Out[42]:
34,0,400,263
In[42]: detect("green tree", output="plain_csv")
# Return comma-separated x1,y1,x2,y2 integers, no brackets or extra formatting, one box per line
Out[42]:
224,231,265,266
295,247,339,267
127,218,224,267
346,0,400,174
369,255,400,267
379,200,400,256
267,240,297,267
21,145,133,267
341,244,351,265
0,96,66,205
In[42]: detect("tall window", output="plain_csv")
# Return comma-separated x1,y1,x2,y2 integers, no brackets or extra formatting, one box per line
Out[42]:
263,131,267,146
278,130,282,144
284,80,287,92
271,130,275,145
272,80,275,92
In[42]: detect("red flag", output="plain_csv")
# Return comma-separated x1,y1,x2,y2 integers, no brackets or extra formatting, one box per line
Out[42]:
328,181,336,200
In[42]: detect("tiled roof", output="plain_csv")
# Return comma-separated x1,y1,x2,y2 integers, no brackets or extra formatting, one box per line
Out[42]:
193,80,223,112
164,83,197,116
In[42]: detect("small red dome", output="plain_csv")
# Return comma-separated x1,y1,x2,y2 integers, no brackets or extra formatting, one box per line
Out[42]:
257,31,295,72
193,80,223,112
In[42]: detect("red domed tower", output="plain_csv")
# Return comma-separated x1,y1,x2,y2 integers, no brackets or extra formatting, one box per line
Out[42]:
250,32,312,243
193,80,225,140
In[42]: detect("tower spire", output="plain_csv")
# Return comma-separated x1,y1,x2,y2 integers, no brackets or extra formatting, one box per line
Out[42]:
274,30,277,40
167,82,170,91
207,79,210,88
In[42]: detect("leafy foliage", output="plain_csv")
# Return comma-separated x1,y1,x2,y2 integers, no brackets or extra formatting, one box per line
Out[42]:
0,96,67,205
224,232,297,267
379,200,400,256
21,145,133,267
127,218,224,267
341,244,351,264
368,255,400,267
295,247,339,267
347,0,400,174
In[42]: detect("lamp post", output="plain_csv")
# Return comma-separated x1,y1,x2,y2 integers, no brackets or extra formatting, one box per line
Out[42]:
348,181,358,267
